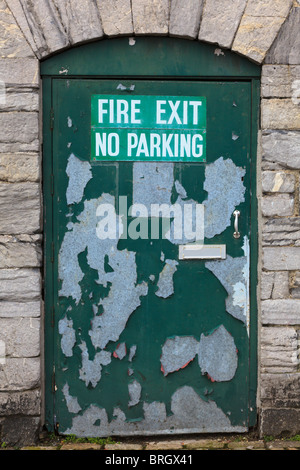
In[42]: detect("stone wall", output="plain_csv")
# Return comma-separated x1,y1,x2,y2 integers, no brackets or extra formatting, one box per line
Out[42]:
0,0,299,445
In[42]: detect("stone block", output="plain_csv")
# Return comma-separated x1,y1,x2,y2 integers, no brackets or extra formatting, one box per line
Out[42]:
244,0,293,17
272,272,290,299
0,0,34,58
198,0,246,48
0,268,41,301
97,0,133,36
132,0,169,35
0,58,38,87
0,317,40,357
0,389,40,416
169,0,203,39
6,0,69,57
232,0,293,63
0,182,41,234
0,141,39,154
291,288,300,298
261,373,300,408
291,270,300,288
0,301,41,318
261,326,299,372
53,0,103,44
262,171,295,193
261,408,300,437
0,238,42,268
261,271,289,299
0,416,40,446
0,357,40,391
5,0,39,56
0,153,40,182
261,99,300,130
261,271,274,300
261,299,300,325
290,270,300,297
265,6,300,65
263,246,300,270
261,65,300,99
261,194,294,217
262,218,300,246
0,87,39,112
262,130,300,170
0,112,38,146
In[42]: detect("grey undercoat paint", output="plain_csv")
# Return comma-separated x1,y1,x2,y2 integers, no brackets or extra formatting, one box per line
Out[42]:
64,385,246,437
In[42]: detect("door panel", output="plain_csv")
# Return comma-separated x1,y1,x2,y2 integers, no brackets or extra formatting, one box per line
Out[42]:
51,78,252,435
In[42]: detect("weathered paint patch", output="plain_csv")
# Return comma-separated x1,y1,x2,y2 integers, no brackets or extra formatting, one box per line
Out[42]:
205,238,249,325
59,196,108,303
113,342,127,360
79,341,111,388
128,345,137,362
64,385,245,437
128,380,142,407
203,157,245,239
132,162,174,211
160,336,198,376
66,153,92,205
89,248,148,350
174,180,187,199
58,315,76,357
241,236,250,331
62,383,82,414
117,83,135,91
198,325,238,382
155,259,178,299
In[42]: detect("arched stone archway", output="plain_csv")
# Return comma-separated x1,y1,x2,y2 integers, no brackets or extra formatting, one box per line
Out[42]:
0,0,300,445
4,0,296,62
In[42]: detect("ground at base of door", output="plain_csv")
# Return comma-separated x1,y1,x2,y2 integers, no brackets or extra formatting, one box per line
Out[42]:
7,433,300,450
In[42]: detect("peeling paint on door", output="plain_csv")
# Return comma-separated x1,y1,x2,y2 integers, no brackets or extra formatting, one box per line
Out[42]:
205,236,250,327
198,325,238,382
160,336,198,376
79,341,112,387
66,153,92,205
155,259,178,298
128,380,142,407
133,162,174,210
203,157,246,239
64,385,246,437
58,315,76,357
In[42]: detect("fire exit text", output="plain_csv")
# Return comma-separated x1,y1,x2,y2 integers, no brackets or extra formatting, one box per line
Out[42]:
91,95,206,162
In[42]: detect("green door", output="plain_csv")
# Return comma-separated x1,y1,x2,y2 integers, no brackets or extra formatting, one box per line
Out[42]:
47,76,255,436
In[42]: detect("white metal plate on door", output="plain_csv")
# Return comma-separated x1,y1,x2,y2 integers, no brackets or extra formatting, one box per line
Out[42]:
179,244,226,260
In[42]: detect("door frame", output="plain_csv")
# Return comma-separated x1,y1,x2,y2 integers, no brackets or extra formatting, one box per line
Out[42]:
41,37,260,433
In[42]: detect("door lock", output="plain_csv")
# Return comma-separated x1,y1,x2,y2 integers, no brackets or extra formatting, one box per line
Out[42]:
233,210,240,239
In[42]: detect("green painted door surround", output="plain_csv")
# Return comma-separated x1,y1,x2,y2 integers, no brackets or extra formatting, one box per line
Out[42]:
41,38,260,436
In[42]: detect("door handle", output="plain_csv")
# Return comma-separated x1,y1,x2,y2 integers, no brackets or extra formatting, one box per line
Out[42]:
233,210,240,239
